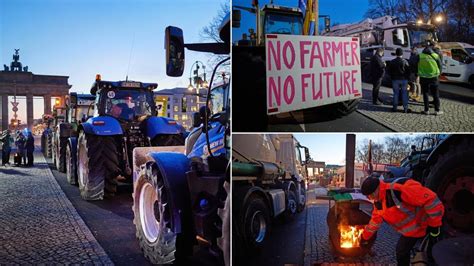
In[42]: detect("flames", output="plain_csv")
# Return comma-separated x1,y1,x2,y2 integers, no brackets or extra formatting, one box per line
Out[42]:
339,225,364,248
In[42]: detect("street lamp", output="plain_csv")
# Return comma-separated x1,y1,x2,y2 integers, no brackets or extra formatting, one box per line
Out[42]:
434,15,443,23
416,19,423,24
188,61,208,91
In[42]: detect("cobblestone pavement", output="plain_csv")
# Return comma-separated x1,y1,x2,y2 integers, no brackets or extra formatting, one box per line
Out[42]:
357,84,474,132
304,199,398,266
0,150,113,264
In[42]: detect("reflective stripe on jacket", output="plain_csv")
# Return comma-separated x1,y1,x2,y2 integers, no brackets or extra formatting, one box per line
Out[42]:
362,178,444,240
418,53,440,78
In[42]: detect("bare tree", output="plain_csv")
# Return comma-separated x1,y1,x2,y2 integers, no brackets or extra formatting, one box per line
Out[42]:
365,0,400,18
200,2,230,68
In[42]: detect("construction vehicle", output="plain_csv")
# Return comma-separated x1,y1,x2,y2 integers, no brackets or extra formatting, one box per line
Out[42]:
232,2,360,131
232,134,309,256
323,16,438,81
438,42,474,88
131,14,230,265
387,134,474,237
52,93,95,174
75,75,186,201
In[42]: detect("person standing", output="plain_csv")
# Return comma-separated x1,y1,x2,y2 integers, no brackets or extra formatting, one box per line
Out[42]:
360,177,444,266
370,48,386,105
1,130,13,165
408,47,421,102
414,42,443,115
15,132,27,166
388,48,411,113
25,130,35,166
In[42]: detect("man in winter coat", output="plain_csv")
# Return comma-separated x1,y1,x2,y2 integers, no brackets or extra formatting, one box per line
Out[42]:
0,130,13,165
15,132,27,166
370,48,386,105
360,177,444,266
412,42,443,115
387,48,411,113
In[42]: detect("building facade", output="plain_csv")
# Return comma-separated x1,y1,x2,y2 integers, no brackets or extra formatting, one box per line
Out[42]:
154,87,207,130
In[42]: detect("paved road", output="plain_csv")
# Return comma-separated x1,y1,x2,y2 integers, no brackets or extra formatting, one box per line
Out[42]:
0,150,112,264
266,82,472,132
47,159,151,266
357,83,474,132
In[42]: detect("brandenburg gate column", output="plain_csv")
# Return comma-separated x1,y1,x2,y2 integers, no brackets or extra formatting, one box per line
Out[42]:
44,94,51,115
26,94,33,129
1,95,8,131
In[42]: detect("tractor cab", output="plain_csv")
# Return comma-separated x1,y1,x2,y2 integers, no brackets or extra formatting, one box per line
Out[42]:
91,77,158,123
261,4,303,36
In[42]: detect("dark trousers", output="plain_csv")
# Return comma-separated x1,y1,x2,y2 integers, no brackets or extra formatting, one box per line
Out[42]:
27,151,33,166
396,235,422,266
2,150,10,164
372,77,383,103
420,77,440,112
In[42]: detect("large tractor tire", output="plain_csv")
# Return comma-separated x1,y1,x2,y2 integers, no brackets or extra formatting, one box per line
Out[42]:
56,137,67,173
151,134,185,146
284,189,298,221
241,194,270,253
66,142,77,185
46,133,53,158
77,131,120,200
425,137,474,236
218,181,230,266
133,161,191,264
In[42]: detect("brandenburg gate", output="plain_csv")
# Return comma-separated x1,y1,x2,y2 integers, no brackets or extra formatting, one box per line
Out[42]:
0,49,71,130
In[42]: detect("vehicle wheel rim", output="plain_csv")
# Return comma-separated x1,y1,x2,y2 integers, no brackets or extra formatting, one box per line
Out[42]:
441,175,474,232
78,138,86,187
140,182,160,243
251,210,266,243
289,198,297,213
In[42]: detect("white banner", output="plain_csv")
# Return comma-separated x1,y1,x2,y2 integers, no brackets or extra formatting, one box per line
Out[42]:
266,34,362,114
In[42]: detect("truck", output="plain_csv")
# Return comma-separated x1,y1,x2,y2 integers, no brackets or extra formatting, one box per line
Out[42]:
130,14,230,265
322,15,439,81
52,93,95,176
438,42,474,88
75,76,186,201
232,2,361,131
232,134,309,255
387,134,473,237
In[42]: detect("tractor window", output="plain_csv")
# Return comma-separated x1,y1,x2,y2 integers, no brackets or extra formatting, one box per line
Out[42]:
104,89,154,120
209,84,228,115
264,12,303,35
392,29,408,47
75,106,91,122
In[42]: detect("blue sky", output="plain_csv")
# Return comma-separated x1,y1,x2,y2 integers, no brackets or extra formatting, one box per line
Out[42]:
232,0,368,42
1,0,226,120
294,133,423,164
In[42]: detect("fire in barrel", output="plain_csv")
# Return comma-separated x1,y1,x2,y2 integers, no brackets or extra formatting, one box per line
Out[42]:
326,193,376,257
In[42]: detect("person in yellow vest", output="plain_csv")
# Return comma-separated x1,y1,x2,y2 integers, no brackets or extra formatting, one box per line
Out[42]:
414,42,443,115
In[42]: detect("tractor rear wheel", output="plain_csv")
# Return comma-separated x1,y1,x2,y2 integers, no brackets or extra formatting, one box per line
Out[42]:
56,137,67,173
77,131,120,200
425,137,474,236
66,142,77,185
133,161,191,264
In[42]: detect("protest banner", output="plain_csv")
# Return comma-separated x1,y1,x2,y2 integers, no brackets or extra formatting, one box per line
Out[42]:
266,34,362,114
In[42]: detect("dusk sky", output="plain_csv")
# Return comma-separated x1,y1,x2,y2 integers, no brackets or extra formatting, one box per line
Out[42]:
1,0,226,121
294,133,423,164
232,0,369,42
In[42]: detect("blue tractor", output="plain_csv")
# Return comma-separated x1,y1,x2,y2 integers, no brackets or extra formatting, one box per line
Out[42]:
76,76,186,200
131,15,230,265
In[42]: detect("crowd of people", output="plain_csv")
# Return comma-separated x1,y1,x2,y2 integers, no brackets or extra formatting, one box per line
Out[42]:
370,42,443,115
0,129,35,167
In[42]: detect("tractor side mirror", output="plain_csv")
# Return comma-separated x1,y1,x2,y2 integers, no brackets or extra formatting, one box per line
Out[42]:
232,9,241,28
192,112,202,128
304,147,310,163
165,26,185,77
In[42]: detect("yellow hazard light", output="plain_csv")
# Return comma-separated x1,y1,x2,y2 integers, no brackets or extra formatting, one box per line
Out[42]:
96,74,101,81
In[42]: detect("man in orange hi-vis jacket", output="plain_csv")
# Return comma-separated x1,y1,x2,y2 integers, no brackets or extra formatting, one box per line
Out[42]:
360,177,444,266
